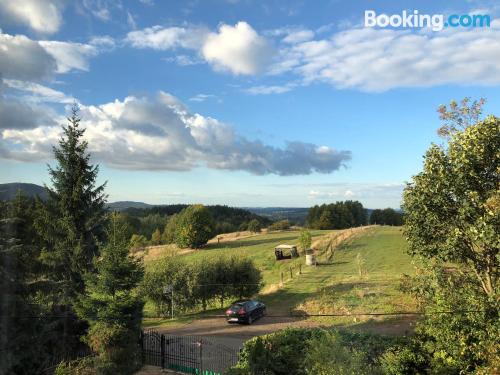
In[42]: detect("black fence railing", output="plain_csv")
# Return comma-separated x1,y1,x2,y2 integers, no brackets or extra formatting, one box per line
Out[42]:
141,329,240,375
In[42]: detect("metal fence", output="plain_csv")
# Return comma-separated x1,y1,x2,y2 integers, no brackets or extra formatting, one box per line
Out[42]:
141,329,240,375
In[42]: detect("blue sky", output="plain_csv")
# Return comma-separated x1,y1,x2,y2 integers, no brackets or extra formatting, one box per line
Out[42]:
0,0,499,208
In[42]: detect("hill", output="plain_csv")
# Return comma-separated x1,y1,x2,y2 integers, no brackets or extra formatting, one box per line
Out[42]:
0,182,48,201
245,207,310,224
106,201,154,210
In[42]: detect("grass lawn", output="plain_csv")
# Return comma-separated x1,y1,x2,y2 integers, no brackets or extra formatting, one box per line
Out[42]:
143,226,418,331
266,226,418,325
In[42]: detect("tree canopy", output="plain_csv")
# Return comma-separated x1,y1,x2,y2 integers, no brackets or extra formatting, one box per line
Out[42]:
306,201,367,229
401,110,499,372
175,204,215,248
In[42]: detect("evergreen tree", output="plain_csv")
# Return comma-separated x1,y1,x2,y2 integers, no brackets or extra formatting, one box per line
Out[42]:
35,104,107,354
76,213,144,374
0,194,47,374
38,104,107,300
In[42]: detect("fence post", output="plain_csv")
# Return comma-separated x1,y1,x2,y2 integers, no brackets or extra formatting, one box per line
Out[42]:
160,334,165,369
290,267,293,279
299,264,302,275
199,338,203,375
140,331,144,364
280,272,283,286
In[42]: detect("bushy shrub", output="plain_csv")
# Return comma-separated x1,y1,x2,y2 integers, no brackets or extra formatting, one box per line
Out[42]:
55,356,120,375
230,328,401,375
305,331,374,375
298,230,312,252
247,219,262,233
380,344,431,375
268,220,290,231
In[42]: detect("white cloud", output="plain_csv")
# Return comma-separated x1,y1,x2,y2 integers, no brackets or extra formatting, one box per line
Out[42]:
344,189,355,197
307,183,404,201
0,33,57,80
0,31,105,82
126,22,273,75
202,22,273,75
1,91,351,175
125,25,208,50
275,23,500,91
163,54,203,66
39,41,98,73
0,0,64,34
89,35,115,49
3,79,75,104
127,11,137,30
81,0,112,21
244,83,295,95
0,78,60,131
189,94,217,102
282,29,314,44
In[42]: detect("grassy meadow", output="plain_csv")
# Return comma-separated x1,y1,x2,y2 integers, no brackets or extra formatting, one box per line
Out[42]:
143,226,418,331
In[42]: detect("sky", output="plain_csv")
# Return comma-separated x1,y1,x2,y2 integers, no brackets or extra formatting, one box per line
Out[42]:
0,0,499,208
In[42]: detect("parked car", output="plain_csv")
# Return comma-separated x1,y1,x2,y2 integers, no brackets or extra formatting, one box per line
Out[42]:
225,300,266,324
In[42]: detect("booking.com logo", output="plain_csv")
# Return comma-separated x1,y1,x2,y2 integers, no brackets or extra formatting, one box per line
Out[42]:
365,10,491,31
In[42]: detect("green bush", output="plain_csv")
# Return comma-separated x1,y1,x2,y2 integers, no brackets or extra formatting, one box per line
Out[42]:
305,331,374,375
175,204,214,248
143,255,262,314
298,230,312,252
230,328,401,375
380,344,431,375
247,219,262,233
268,220,290,231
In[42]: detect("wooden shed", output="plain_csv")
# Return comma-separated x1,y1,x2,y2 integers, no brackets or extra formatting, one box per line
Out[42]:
274,244,299,260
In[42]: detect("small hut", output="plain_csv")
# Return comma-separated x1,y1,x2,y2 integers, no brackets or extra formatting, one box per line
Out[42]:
274,244,299,260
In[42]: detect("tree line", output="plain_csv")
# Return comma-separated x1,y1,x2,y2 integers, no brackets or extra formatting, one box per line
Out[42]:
115,204,271,245
369,208,403,226
305,200,368,229
142,255,262,316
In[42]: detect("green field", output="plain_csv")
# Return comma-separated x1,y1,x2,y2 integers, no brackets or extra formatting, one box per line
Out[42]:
144,226,417,331
178,229,331,287
261,226,417,324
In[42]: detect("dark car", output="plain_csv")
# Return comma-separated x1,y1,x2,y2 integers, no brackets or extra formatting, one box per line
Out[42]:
225,300,266,324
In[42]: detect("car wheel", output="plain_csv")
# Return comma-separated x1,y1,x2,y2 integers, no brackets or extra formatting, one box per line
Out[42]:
247,315,253,325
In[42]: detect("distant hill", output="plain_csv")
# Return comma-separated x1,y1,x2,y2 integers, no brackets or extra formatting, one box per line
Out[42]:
106,201,154,211
0,183,48,201
245,207,310,225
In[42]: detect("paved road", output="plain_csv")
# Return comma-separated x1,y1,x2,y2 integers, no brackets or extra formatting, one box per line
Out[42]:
157,313,416,351
157,314,316,349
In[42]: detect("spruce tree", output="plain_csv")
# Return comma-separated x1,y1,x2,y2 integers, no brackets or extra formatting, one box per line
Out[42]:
36,104,107,354
0,195,47,374
76,213,144,374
